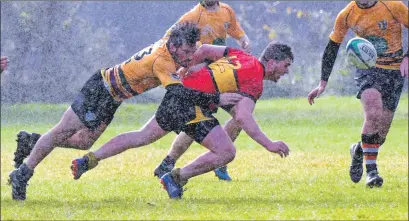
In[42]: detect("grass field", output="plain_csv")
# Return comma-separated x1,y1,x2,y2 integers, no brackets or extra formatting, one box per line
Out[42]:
1,96,408,220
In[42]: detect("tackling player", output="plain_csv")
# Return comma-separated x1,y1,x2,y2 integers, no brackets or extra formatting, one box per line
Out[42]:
307,1,408,188
70,42,293,199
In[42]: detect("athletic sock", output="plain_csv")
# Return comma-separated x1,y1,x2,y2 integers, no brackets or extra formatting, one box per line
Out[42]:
163,155,176,166
84,152,99,170
361,133,384,173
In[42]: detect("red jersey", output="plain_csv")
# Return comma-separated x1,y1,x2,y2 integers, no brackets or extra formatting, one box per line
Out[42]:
182,48,264,102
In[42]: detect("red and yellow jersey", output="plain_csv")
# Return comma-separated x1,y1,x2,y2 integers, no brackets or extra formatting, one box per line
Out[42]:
330,1,408,70
101,38,181,101
182,48,264,102
164,2,245,45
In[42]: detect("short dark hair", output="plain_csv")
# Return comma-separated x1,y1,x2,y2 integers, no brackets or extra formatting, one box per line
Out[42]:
167,22,201,48
260,42,294,63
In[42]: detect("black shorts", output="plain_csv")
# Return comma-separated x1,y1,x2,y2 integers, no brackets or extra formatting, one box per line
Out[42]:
155,90,219,143
355,67,404,111
71,71,122,130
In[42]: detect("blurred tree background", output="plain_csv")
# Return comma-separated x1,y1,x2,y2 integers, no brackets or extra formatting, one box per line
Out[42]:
1,1,407,104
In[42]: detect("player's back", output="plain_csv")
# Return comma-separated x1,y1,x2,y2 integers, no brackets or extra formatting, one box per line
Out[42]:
183,48,264,101
102,39,178,100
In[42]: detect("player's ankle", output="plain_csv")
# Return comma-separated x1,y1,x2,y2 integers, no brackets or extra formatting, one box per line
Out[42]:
171,168,188,187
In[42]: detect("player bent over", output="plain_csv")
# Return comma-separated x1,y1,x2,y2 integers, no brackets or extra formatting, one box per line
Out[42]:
153,43,294,181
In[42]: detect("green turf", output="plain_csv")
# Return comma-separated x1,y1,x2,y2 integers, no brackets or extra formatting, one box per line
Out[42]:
1,96,408,220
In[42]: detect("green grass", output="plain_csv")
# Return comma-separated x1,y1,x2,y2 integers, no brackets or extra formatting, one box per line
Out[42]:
1,96,408,220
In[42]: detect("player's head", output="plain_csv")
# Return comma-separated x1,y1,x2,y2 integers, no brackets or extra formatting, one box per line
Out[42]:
167,22,201,68
355,0,377,9
200,0,219,8
259,42,293,82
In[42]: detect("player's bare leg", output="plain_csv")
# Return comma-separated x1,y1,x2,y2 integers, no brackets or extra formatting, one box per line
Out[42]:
71,116,169,179
153,132,194,178
14,122,106,169
358,89,385,187
9,107,89,200
154,117,242,180
160,125,236,198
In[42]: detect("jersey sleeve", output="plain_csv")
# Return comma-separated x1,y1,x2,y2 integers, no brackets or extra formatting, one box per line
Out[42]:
389,1,409,28
329,5,351,43
152,57,181,87
224,5,246,40
225,47,243,57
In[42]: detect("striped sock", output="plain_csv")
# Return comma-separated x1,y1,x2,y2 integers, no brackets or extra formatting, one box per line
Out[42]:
361,133,384,173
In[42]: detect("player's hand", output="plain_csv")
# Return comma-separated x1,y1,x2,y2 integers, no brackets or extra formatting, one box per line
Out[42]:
400,56,408,78
219,93,243,106
186,63,207,76
266,141,290,158
307,80,327,105
1,56,9,73
239,35,251,54
241,41,251,53
177,67,188,78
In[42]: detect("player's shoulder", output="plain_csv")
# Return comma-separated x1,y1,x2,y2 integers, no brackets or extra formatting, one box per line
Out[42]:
337,2,356,18
186,3,203,16
150,40,173,66
219,2,235,13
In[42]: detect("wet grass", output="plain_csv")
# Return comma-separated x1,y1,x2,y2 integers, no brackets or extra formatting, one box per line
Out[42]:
1,96,407,220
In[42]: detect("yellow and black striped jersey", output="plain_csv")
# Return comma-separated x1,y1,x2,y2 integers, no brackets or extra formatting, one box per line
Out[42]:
101,38,181,101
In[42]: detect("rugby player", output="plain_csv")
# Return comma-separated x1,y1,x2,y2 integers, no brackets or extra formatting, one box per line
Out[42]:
165,0,251,51
307,0,408,188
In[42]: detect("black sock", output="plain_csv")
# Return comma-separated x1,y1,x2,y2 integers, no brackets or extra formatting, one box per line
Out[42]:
163,155,176,166
366,164,377,173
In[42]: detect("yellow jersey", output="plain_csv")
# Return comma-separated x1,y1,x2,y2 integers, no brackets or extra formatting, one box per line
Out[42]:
330,1,408,69
101,38,181,101
165,2,245,45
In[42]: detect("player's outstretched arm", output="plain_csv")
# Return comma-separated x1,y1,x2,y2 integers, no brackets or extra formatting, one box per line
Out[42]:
0,56,9,74
190,44,227,67
233,97,289,158
237,35,251,53
307,39,341,105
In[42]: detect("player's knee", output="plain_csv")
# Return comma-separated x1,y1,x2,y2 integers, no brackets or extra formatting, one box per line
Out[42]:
218,145,236,163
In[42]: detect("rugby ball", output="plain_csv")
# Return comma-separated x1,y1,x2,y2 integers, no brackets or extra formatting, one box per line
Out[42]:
346,37,377,69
